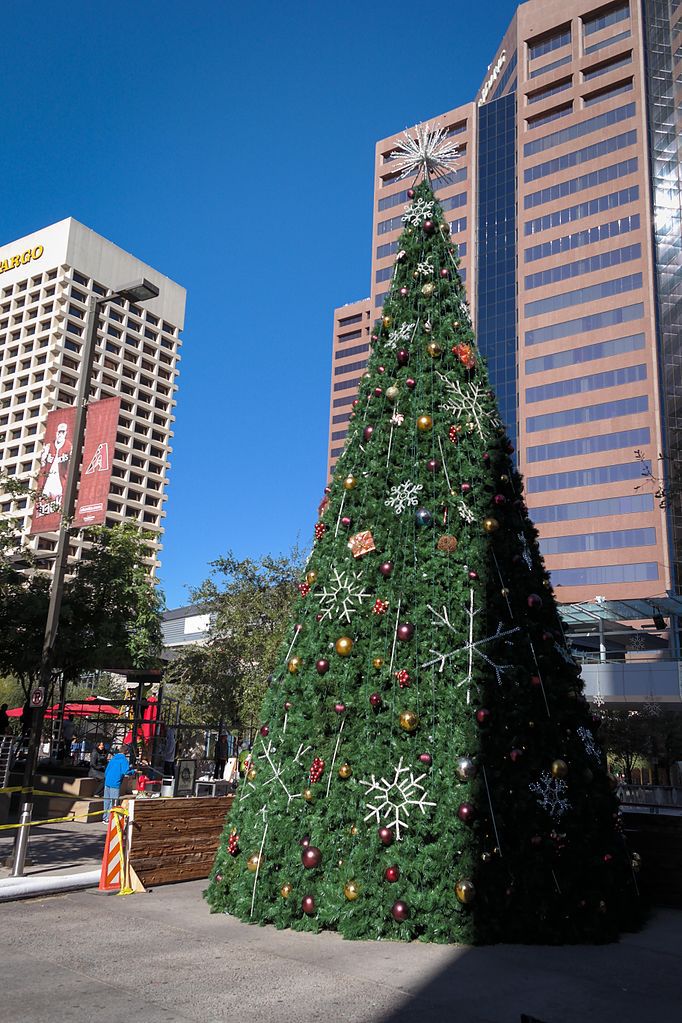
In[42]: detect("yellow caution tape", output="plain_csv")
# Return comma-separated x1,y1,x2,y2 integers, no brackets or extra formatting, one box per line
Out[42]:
0,806,128,831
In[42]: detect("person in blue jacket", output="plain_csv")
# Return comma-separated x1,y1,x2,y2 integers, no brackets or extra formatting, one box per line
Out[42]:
103,743,135,822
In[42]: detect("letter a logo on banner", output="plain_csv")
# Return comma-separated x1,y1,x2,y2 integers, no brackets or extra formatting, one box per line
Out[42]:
85,442,109,475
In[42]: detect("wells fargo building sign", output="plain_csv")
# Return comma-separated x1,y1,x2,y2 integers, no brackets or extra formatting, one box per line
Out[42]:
0,244,44,275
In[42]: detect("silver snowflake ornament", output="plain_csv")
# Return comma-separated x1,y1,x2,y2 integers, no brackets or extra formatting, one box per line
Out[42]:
385,321,415,351
402,197,434,226
416,258,434,276
437,373,501,441
529,772,570,820
316,566,371,623
457,499,476,524
576,726,601,763
388,122,460,181
359,757,436,840
385,479,424,515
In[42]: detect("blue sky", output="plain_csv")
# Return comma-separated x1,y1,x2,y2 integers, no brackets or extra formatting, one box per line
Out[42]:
2,0,516,607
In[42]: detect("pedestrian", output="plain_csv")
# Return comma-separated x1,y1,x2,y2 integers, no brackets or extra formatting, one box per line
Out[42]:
89,740,108,795
214,732,228,780
70,736,80,764
102,743,135,823
0,703,9,736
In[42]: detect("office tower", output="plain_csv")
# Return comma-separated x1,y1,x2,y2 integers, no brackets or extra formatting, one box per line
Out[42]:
328,0,682,605
0,218,185,576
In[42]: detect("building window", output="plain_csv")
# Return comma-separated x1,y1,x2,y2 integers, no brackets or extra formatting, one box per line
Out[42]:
525,242,641,288
530,54,573,79
532,493,653,523
526,363,646,403
523,101,635,157
584,2,630,37
526,460,648,493
525,155,637,208
550,563,658,586
335,342,370,360
527,76,573,104
525,331,645,373
525,131,636,185
583,52,632,81
524,272,641,317
583,78,633,107
527,426,650,462
524,213,640,261
526,394,647,432
584,29,631,56
528,25,571,61
526,101,573,130
525,185,638,235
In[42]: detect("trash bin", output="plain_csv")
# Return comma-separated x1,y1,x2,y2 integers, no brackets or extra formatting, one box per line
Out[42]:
161,777,174,798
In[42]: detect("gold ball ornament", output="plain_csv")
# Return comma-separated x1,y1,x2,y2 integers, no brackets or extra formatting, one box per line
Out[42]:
246,853,262,873
344,880,360,901
483,517,500,534
421,282,435,297
500,474,509,483
288,656,302,674
349,825,358,836
372,657,384,669
413,270,420,279
343,475,358,491
455,879,476,904
386,385,400,402
335,636,353,657
247,767,257,782
399,709,419,733
426,341,443,358
631,852,642,872
280,882,292,898
501,587,510,597
382,315,392,328
303,787,314,802
306,570,318,584
417,415,433,432
551,759,568,779
338,762,352,779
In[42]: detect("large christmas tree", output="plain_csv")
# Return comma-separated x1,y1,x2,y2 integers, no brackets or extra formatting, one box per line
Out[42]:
207,126,642,943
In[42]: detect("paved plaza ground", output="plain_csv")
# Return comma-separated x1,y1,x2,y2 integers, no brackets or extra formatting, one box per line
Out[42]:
1,821,679,1022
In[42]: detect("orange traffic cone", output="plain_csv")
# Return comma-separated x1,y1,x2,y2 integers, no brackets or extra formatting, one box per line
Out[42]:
99,807,126,892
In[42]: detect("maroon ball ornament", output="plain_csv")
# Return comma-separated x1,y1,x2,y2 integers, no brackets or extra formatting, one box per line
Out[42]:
260,724,269,737
397,622,415,642
493,494,506,506
363,425,374,441
419,753,432,766
475,707,491,726
374,387,383,397
341,516,351,527
440,267,449,278
457,802,476,823
302,846,322,869
483,452,491,464
379,561,393,577
423,219,435,235
509,748,523,763
385,865,400,883
378,826,394,846
396,348,409,366
284,701,292,710
407,188,415,199
378,365,385,373
391,900,409,921
302,895,316,915
369,692,382,709
399,287,408,297
527,593,543,610
334,702,346,714
427,458,440,473
406,377,416,390
461,482,472,495
316,658,330,675
468,570,479,581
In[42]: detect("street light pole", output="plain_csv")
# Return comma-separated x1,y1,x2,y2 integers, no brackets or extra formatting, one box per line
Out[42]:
10,279,159,876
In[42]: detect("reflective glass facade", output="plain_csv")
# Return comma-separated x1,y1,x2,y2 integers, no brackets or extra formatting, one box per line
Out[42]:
477,92,517,447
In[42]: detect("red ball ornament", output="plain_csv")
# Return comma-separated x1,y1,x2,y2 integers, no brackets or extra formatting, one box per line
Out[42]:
494,494,506,506
440,267,449,278
378,365,385,373
407,188,415,199
352,399,359,407
468,570,479,580
379,561,393,577
363,425,374,441
334,702,346,714
461,482,472,495
385,865,400,882
302,895,316,915
316,658,330,675
419,753,432,765
423,219,435,234
391,900,409,921
457,802,476,823
284,701,292,710
341,516,351,527
397,622,415,642
527,593,543,610
396,348,409,366
378,826,394,846
427,458,440,473
260,725,269,737
369,692,382,709
302,846,322,869
476,708,491,726
374,387,383,397
406,377,416,390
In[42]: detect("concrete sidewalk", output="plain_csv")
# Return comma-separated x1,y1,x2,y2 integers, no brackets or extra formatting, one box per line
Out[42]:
0,818,106,879
3,877,680,1023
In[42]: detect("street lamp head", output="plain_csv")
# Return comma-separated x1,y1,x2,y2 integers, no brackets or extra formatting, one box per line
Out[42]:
116,279,160,304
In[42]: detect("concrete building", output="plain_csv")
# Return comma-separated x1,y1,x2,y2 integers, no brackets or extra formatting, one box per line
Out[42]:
0,218,185,575
327,0,682,610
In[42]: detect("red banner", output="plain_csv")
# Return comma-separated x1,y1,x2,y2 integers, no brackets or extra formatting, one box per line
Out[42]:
30,397,121,534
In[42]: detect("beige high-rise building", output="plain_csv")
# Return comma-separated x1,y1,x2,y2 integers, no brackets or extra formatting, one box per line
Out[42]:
0,218,185,576
328,0,682,607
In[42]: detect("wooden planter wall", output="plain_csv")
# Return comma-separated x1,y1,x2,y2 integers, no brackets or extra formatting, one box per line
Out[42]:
126,795,233,886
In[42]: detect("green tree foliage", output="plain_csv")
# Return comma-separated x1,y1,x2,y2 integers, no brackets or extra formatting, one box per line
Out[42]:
206,182,642,944
602,708,682,783
165,549,304,729
0,523,163,697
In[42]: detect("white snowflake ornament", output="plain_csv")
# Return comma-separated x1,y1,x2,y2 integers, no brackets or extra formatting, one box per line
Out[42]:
385,322,415,351
316,566,371,623
529,772,570,819
385,479,423,515
402,197,434,226
359,758,436,840
437,373,501,441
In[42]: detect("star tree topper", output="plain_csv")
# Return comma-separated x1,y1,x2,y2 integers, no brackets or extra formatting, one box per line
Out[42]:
388,122,460,181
